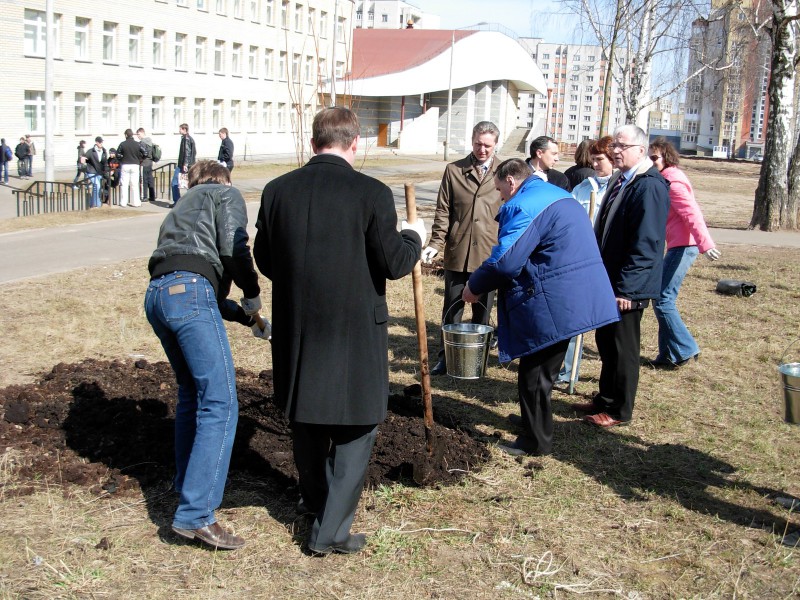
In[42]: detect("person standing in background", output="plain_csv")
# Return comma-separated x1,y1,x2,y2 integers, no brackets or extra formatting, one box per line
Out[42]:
171,123,196,204
526,136,571,192
117,129,143,208
136,128,156,202
73,140,88,188
15,137,30,179
0,138,11,184
648,137,720,368
422,121,503,376
564,139,596,190
24,135,35,178
84,137,107,209
218,128,234,172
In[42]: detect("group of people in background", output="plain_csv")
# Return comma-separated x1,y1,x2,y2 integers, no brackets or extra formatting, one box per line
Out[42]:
0,135,36,182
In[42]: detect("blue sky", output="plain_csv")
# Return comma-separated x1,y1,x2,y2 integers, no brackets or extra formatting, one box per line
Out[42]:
414,0,580,40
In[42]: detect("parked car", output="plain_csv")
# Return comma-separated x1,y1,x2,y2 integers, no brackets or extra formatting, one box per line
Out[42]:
751,153,763,162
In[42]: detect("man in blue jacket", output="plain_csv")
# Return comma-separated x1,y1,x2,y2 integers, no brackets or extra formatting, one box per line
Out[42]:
464,159,618,456
573,124,670,427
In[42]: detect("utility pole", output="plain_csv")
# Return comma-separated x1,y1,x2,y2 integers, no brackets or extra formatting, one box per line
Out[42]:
444,31,454,160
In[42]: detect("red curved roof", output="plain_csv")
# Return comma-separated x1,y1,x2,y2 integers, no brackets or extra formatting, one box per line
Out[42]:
350,29,476,80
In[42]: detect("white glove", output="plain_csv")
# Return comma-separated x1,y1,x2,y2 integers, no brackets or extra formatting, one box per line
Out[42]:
421,246,439,264
704,248,721,261
401,218,427,244
251,317,272,340
241,296,262,315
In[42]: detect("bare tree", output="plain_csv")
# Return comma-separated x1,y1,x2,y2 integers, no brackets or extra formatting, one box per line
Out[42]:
751,0,800,230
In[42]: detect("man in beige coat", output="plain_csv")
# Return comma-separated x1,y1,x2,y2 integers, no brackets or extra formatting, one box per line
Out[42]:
422,121,503,375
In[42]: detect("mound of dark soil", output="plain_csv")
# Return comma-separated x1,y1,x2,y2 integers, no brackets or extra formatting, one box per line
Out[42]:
0,359,489,498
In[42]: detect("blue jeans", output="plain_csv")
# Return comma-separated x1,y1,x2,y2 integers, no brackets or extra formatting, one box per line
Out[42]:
144,271,239,530
171,167,182,204
1,161,8,183
557,336,582,383
654,245,700,363
87,174,103,208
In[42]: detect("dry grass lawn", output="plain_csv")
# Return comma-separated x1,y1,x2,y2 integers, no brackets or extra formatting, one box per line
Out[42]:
0,159,798,599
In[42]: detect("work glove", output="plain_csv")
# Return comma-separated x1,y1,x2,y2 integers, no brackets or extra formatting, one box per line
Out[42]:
251,316,272,340
241,295,262,316
421,246,438,264
704,248,721,261
401,218,427,245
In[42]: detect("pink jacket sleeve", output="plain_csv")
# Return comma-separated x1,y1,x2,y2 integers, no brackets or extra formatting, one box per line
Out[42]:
662,166,715,253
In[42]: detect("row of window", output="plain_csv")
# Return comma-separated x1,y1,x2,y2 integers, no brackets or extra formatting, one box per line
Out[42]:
23,91,311,136
535,52,598,62
25,11,348,82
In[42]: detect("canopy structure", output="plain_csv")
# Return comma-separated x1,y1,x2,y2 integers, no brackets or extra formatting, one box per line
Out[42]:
341,29,547,97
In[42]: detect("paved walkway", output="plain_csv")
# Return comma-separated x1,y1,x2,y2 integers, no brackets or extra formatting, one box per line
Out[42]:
1,159,798,285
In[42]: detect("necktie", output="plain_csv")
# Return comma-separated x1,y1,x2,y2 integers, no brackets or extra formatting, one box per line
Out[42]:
477,163,488,181
597,174,625,232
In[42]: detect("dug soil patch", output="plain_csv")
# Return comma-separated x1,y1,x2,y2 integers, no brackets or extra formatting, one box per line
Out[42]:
0,359,488,498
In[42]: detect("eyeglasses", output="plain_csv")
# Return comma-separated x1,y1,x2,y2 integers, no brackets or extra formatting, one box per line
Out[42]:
649,154,662,161
610,143,643,151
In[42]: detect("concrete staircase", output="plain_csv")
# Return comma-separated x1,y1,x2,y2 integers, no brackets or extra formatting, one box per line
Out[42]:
503,127,530,157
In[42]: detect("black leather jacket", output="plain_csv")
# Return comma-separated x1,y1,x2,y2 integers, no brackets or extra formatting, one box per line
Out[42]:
177,134,196,171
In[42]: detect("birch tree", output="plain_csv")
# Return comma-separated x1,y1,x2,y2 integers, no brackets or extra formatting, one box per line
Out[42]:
751,0,799,230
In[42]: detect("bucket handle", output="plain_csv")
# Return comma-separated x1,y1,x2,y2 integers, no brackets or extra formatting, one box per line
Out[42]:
780,337,800,366
442,299,495,329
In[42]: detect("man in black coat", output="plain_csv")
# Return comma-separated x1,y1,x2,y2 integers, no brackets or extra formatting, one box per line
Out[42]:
217,128,234,171
572,124,669,428
253,107,424,555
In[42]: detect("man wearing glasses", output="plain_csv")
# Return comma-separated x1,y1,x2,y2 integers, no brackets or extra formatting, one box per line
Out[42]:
572,124,669,427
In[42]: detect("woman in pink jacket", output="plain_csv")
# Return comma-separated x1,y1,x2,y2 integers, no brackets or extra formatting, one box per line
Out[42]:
648,138,721,367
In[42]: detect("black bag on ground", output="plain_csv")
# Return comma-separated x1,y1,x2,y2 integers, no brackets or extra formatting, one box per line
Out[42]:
715,279,757,297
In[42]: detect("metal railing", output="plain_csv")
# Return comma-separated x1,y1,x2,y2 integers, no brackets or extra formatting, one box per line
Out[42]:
153,162,176,202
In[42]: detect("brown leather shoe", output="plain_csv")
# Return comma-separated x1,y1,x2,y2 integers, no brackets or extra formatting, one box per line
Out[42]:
583,412,628,428
172,522,245,550
571,402,599,414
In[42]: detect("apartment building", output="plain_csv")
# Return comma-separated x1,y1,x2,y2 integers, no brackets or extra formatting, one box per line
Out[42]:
682,0,770,157
516,38,631,145
354,0,439,30
1,0,354,170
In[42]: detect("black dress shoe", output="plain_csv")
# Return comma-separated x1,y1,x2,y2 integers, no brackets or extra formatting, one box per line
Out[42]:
308,533,367,555
172,522,245,550
497,438,546,457
507,413,523,428
430,360,447,376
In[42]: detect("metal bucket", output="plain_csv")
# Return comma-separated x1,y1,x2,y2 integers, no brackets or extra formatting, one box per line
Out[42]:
442,323,494,379
779,339,800,424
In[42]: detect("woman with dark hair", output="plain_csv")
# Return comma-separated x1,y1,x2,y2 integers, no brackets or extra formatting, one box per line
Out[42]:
145,159,269,550
557,135,616,385
564,139,596,189
648,137,720,368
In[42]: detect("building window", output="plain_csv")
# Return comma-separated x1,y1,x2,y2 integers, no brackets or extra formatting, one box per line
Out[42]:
356,10,362,22
248,100,257,130
232,43,242,75
25,91,60,133
308,7,316,32
103,22,117,62
250,0,260,21
234,0,244,18
265,0,274,24
368,11,374,21
281,1,289,28
197,0,207,10
127,95,141,126
295,3,303,31
277,102,286,131
152,96,164,131
230,100,240,129
264,48,274,79
320,11,328,37
177,0,188,6
292,53,301,81
193,98,204,131
213,99,223,130
249,45,258,77
542,63,549,70
75,93,89,131
382,13,388,22
583,115,591,121
279,51,287,80
25,10,59,57
75,18,90,60
568,124,576,131
336,17,345,42
542,53,549,59
102,94,116,131
216,0,227,15
335,61,345,78
129,26,142,65
263,101,272,131
173,97,185,129
195,37,206,71
304,55,314,84
175,33,187,70
214,40,225,73
153,30,165,67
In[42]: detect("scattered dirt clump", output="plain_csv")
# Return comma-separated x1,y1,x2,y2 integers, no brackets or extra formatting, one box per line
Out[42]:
0,359,489,498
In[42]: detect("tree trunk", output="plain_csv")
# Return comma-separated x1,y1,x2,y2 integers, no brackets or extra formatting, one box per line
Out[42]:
751,0,797,231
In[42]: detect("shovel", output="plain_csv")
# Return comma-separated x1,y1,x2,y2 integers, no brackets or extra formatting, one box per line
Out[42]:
404,184,445,484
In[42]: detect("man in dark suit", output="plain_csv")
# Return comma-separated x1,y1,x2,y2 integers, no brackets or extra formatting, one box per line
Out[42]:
253,107,424,555
526,135,571,191
572,124,669,427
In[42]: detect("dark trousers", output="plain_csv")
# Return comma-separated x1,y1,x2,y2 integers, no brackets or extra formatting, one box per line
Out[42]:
594,308,644,421
141,165,155,201
517,339,569,455
292,422,377,549
437,269,495,362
